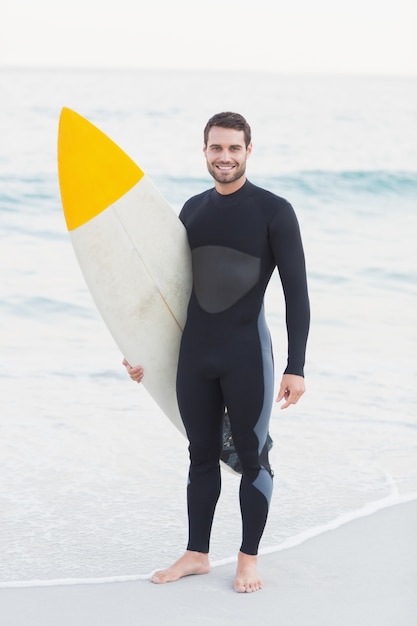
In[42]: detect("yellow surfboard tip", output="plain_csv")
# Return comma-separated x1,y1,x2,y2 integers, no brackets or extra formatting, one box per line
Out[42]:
58,107,144,231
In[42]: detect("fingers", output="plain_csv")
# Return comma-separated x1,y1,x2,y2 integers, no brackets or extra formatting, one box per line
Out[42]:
276,374,305,409
278,389,302,409
122,358,144,384
277,386,292,409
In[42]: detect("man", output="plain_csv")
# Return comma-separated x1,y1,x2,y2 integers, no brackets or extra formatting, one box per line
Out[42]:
124,112,310,593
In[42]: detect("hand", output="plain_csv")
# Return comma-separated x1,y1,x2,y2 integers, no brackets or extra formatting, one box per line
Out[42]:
122,358,144,384
276,374,305,409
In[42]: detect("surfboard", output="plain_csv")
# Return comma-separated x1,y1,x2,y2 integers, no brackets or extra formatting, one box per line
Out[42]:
57,108,247,473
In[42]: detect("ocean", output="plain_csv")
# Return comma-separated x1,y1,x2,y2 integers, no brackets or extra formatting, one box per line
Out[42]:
1,68,416,586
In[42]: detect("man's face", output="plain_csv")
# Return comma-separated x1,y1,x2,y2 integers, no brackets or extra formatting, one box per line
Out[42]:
203,126,252,189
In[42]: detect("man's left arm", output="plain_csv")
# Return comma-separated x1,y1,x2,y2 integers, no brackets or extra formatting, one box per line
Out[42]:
270,202,310,408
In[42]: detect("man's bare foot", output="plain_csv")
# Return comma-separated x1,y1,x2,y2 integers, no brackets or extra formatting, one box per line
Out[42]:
233,551,263,593
150,550,210,584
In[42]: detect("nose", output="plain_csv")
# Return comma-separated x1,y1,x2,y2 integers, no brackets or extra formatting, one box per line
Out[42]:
219,148,231,161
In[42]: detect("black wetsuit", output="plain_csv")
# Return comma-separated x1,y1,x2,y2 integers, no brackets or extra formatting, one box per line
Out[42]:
177,180,310,556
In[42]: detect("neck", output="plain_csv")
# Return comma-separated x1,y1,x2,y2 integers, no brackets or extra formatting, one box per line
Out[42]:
214,176,247,195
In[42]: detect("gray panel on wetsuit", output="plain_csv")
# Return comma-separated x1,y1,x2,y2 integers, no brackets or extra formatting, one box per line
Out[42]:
192,245,261,313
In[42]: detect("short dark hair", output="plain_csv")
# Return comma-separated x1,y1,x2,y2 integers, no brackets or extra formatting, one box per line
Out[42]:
203,112,251,147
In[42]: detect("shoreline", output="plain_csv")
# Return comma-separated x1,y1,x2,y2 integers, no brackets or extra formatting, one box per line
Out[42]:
2,499,416,626
2,491,416,590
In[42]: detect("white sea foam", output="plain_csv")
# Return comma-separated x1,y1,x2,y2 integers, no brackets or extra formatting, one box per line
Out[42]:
2,493,416,589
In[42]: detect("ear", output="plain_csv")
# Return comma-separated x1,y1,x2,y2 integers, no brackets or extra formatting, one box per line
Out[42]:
203,144,207,155
246,142,253,157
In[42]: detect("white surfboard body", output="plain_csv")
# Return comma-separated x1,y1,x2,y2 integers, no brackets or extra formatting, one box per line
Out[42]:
58,107,190,437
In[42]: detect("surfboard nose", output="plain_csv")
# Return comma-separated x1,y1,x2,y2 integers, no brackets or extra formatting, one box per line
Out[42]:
57,107,144,231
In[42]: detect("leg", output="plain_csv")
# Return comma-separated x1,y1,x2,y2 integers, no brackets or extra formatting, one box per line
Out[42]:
151,351,224,584
222,313,275,591
180,373,224,554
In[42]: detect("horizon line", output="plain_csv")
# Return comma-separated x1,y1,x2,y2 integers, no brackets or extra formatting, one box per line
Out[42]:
1,65,416,78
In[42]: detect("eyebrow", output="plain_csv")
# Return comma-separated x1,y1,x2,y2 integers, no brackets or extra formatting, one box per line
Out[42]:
209,143,243,149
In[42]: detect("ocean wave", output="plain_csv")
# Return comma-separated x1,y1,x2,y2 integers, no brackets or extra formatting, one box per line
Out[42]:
262,170,417,198
1,170,415,218
0,296,94,319
359,266,417,292
157,170,417,212
164,170,417,193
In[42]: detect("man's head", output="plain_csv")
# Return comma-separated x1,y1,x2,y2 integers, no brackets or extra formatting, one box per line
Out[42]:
203,112,252,193
203,112,251,148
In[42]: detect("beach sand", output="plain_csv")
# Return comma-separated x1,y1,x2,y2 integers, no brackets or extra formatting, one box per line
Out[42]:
2,500,416,626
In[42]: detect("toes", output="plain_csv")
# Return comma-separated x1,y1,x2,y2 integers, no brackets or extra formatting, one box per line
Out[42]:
150,570,169,584
234,579,263,593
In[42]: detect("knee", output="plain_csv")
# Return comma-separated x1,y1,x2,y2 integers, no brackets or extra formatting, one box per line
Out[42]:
233,434,272,480
237,449,264,481
188,441,222,474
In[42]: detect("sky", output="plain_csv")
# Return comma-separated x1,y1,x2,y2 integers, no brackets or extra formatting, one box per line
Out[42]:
1,0,417,75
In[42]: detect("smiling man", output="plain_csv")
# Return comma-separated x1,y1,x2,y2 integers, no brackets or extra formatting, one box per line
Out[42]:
125,112,310,592
204,122,252,189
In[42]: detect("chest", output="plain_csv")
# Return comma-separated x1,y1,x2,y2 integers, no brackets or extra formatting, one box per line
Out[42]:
184,199,271,259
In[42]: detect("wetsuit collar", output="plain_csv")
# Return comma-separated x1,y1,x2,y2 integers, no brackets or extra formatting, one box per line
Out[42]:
210,180,252,207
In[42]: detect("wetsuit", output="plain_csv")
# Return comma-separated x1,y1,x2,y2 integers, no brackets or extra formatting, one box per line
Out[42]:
177,180,310,556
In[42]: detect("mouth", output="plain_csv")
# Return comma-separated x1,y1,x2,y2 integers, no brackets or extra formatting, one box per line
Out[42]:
216,164,235,171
